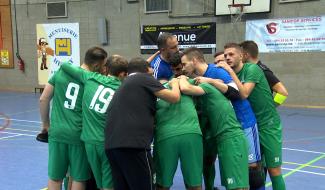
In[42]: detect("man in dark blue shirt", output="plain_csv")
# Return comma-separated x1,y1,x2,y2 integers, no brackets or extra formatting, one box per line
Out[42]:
150,32,179,80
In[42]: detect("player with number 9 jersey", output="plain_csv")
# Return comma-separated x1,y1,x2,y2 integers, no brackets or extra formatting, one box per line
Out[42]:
48,68,84,144
48,67,91,182
40,47,109,189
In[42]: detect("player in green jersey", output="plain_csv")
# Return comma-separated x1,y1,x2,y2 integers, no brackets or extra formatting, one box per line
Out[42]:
219,43,285,190
154,78,203,190
240,40,288,106
178,75,249,190
60,55,128,190
39,47,108,190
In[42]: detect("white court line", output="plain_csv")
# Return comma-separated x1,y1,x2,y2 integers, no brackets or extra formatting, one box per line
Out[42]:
283,147,325,155
6,118,41,123
10,123,40,128
284,136,325,143
6,128,39,133
7,108,39,116
0,131,35,137
0,134,24,140
282,167,325,176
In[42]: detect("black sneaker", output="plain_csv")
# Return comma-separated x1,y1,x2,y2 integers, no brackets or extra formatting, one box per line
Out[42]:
36,131,48,143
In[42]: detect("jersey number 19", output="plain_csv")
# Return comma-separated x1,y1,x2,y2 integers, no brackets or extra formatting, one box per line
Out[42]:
89,85,115,114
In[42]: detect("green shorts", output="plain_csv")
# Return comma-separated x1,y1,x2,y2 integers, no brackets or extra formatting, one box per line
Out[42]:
217,135,249,190
48,141,90,181
85,143,113,189
153,134,203,188
258,123,283,168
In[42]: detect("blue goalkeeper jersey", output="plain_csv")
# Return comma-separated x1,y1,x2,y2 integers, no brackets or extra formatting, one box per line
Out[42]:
150,55,173,80
203,64,256,129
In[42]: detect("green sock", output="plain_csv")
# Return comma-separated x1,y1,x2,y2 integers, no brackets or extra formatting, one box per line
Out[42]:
203,164,216,190
270,175,286,190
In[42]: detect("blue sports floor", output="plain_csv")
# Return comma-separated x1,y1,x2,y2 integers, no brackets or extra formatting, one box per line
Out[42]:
0,91,325,190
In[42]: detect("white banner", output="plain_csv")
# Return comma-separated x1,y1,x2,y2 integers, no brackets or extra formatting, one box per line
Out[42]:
140,44,216,49
36,23,80,85
246,16,325,53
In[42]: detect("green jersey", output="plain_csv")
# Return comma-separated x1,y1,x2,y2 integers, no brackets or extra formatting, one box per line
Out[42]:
237,63,280,128
198,83,243,141
61,63,121,145
155,82,202,143
48,67,84,145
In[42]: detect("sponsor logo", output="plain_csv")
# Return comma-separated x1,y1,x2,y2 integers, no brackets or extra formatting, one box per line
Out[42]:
55,38,72,56
265,22,280,35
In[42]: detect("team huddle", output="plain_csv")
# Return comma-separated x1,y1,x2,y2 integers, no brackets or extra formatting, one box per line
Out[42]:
39,32,288,190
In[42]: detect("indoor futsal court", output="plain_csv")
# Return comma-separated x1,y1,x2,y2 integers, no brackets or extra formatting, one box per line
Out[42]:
1,92,325,189
1,0,325,190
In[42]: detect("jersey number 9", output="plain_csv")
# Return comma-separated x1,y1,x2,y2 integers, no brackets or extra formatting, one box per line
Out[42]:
64,83,80,110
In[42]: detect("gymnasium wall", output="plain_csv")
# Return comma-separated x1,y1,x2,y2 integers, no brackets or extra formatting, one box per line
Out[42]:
0,0,324,106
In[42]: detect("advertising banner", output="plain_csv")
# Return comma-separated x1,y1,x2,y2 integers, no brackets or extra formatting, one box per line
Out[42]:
36,23,80,85
246,16,325,52
141,22,216,54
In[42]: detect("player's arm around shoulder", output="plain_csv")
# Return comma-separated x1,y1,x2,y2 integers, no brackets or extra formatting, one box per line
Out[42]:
218,62,254,99
60,62,85,83
179,75,205,96
195,76,227,93
154,78,181,103
146,50,160,63
195,76,241,100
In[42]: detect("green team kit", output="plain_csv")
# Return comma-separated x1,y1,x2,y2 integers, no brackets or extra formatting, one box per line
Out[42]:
61,63,121,189
197,82,249,190
237,63,282,168
48,63,264,189
154,82,203,187
48,68,90,181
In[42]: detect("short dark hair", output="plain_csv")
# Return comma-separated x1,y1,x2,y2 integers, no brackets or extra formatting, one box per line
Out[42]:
84,47,108,65
224,43,243,53
214,51,224,58
157,32,174,50
182,47,205,62
240,41,259,58
128,57,149,74
169,52,183,67
106,55,128,76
